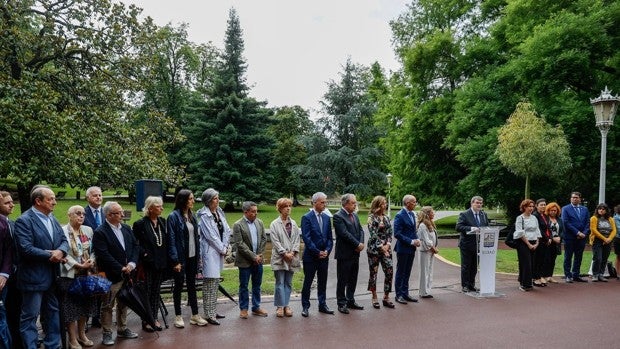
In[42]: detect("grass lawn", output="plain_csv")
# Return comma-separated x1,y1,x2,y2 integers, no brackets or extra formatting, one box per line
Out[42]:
438,247,594,276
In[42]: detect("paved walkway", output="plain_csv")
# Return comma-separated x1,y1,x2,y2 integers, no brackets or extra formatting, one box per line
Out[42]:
84,235,613,349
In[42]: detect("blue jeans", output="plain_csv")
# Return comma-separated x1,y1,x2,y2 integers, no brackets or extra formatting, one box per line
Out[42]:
21,289,61,349
564,238,586,278
395,252,415,298
238,264,263,311
273,270,294,307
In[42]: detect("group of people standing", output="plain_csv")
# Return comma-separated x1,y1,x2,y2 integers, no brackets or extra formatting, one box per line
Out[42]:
512,192,618,291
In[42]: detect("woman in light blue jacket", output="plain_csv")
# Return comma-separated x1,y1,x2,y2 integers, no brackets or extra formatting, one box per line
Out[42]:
197,188,231,325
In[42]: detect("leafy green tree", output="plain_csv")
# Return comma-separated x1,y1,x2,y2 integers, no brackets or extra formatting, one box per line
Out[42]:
0,0,181,210
180,8,274,205
497,101,571,199
267,106,313,204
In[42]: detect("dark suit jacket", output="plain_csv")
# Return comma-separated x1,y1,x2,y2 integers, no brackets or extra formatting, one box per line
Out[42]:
333,208,364,260
83,205,101,231
93,221,139,283
301,210,333,261
232,217,267,268
393,208,419,254
167,209,200,266
14,208,68,291
456,208,489,250
132,217,168,271
0,215,13,277
561,204,590,240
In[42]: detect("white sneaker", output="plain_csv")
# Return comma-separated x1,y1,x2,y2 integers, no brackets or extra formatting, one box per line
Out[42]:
190,314,208,326
174,315,185,328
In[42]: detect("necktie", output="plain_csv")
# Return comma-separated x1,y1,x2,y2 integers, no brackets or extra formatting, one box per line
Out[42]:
94,209,101,227
349,213,355,224
318,214,323,234
408,211,415,224
475,213,480,226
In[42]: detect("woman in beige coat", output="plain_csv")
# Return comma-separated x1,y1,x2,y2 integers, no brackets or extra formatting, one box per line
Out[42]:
270,198,301,317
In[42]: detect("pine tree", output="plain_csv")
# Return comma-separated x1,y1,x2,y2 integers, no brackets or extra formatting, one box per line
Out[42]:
181,8,274,205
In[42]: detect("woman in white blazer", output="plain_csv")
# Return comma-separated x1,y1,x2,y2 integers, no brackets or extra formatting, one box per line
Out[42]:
270,198,301,317
197,188,231,325
60,205,96,349
417,206,438,299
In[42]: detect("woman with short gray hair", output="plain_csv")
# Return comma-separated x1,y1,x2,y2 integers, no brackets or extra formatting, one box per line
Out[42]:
197,188,231,325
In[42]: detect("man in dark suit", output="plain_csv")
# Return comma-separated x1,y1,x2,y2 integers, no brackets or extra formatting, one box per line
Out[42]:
0,197,13,348
333,193,365,314
0,191,22,349
393,194,420,304
300,192,334,317
232,201,268,319
82,186,103,327
561,191,590,283
83,186,103,231
456,195,489,293
14,185,68,349
92,201,139,346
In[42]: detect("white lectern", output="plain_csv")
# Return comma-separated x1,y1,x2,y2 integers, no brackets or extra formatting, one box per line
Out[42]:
466,226,505,298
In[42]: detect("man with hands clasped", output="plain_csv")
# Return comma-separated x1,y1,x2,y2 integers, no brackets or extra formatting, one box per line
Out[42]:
393,195,421,304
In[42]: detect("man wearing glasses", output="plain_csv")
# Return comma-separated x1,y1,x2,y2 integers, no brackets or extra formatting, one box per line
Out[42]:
456,196,488,293
561,192,590,283
393,194,421,303
92,201,139,345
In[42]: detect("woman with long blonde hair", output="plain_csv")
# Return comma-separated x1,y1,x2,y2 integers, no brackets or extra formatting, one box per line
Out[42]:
417,206,438,298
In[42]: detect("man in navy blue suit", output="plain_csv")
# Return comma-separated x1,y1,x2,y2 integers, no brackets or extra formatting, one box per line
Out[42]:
14,185,68,349
300,192,334,317
561,191,590,283
456,195,488,293
83,186,103,231
333,193,365,314
393,194,420,304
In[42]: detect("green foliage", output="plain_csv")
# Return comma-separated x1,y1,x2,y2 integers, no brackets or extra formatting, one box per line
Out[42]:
497,101,571,198
0,0,181,210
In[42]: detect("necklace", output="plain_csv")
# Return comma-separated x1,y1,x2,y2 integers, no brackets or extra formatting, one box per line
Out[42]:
150,220,163,247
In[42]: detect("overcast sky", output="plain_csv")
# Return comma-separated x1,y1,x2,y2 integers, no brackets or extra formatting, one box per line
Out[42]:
128,0,410,114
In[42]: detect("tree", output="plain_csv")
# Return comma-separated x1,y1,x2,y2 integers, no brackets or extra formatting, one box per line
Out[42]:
180,8,274,205
311,58,385,198
267,106,313,204
0,0,181,210
497,101,571,199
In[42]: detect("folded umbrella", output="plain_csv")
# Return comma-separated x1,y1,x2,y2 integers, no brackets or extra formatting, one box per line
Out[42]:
116,276,157,332
218,284,237,304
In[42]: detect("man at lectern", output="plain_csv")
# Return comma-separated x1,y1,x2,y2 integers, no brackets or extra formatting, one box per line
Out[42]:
456,196,489,293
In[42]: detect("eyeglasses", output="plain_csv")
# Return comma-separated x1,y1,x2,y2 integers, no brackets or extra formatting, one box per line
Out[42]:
73,212,85,216
110,211,123,215
571,197,580,199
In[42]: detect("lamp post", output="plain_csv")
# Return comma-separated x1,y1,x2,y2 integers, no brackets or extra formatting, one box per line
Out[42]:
590,87,620,204
386,173,393,218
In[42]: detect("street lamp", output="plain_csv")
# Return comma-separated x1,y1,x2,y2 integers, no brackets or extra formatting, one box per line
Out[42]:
386,173,393,218
590,86,620,204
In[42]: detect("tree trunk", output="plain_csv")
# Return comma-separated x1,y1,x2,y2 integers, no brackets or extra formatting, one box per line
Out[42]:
524,174,530,200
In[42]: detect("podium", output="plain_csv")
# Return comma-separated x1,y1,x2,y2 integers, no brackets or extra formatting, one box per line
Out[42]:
466,226,505,298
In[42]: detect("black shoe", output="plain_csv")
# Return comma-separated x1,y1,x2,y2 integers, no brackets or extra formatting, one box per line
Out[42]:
382,299,395,308
206,318,220,325
395,296,407,304
215,313,226,319
301,308,309,317
574,277,588,283
404,295,418,303
462,287,470,293
337,306,349,314
347,302,364,310
421,295,434,299
318,306,335,315
469,286,479,292
141,321,154,333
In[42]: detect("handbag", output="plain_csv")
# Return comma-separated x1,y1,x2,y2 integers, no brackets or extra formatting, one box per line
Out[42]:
68,274,112,297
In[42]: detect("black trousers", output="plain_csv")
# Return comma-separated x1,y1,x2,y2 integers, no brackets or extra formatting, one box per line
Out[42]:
516,240,536,287
173,256,199,316
336,258,359,307
460,246,477,289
